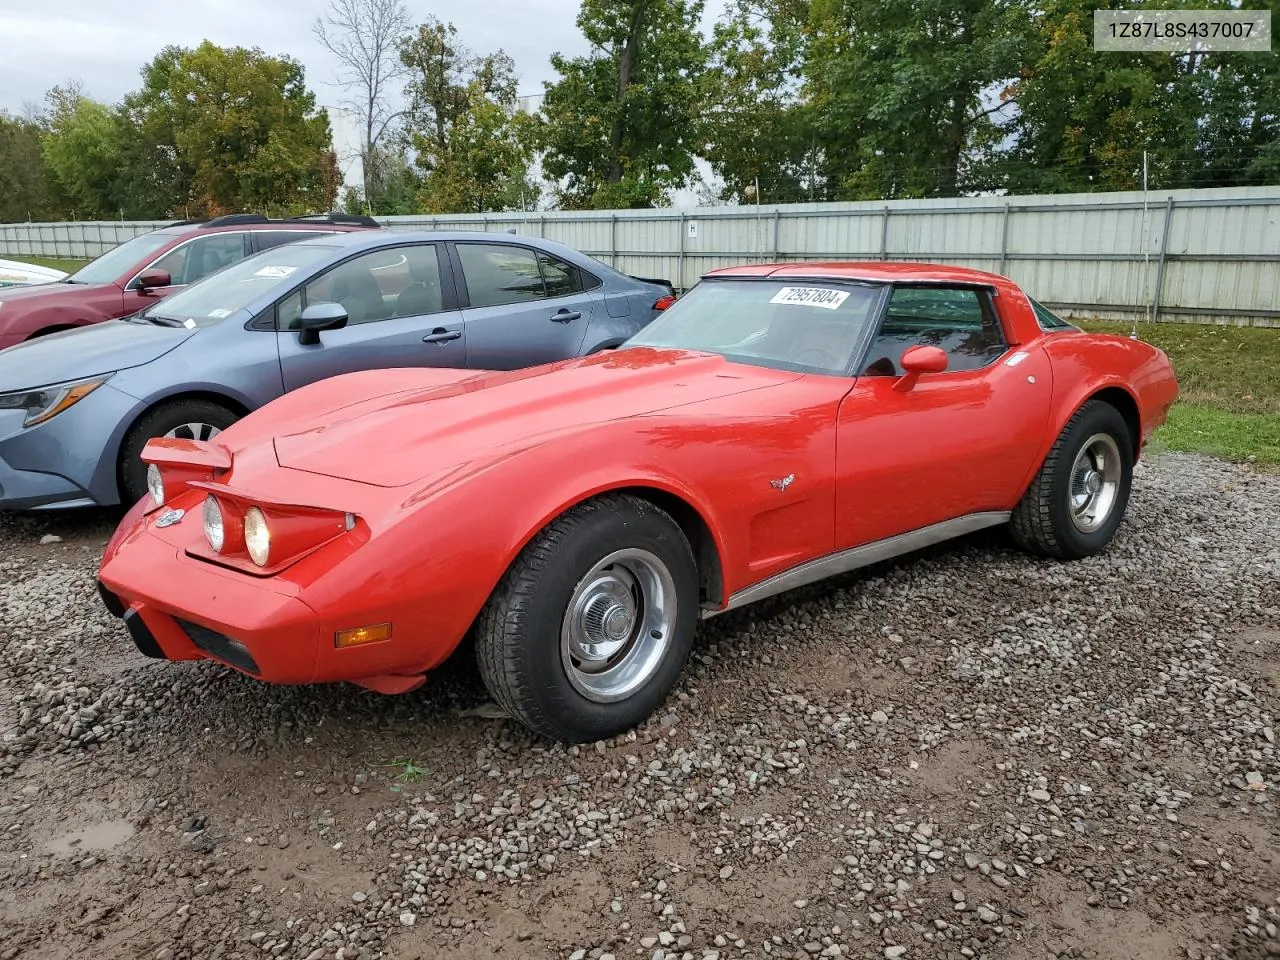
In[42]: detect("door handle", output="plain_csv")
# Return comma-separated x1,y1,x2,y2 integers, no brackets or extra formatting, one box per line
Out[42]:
423,329,461,344
551,310,582,323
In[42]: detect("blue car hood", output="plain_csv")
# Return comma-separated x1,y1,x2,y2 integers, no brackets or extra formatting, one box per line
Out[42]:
0,319,194,391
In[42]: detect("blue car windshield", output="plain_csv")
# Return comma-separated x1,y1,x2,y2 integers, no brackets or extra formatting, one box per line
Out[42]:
624,278,885,375
141,243,338,327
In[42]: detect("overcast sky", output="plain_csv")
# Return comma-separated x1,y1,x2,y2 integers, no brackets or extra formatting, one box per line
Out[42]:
0,0,729,115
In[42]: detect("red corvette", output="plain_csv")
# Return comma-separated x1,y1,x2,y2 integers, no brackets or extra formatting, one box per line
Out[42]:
97,262,1178,742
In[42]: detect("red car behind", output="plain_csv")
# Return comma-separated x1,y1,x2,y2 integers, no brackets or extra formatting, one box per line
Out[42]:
0,214,379,349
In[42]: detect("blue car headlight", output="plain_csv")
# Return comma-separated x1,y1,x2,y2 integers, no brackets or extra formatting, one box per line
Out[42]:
0,375,112,428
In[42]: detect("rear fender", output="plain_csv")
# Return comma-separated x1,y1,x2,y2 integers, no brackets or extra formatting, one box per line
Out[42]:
1026,335,1177,488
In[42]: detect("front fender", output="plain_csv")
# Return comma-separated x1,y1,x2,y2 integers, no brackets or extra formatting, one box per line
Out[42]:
299,426,733,675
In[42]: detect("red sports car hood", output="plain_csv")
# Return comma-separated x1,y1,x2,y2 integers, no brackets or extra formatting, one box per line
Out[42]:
272,348,802,487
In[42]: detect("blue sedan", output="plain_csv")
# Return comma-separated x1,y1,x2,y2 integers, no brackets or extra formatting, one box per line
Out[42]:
0,230,675,509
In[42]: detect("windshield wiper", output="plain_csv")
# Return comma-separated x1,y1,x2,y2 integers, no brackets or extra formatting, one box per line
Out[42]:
141,314,188,327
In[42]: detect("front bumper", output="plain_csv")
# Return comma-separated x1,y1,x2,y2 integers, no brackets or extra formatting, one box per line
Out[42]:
0,450,92,509
98,534,325,683
97,518,424,688
0,381,143,510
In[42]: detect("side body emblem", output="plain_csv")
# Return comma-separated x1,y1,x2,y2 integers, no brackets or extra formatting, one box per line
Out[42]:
770,473,795,492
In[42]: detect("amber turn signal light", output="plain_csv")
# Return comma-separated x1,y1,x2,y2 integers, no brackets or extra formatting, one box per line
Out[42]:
334,623,393,649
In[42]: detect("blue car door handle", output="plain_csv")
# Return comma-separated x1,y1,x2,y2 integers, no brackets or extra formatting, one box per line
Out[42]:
551,309,582,323
423,328,462,343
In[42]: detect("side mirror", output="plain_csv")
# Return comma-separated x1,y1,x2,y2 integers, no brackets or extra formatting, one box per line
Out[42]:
136,269,172,293
894,345,948,392
296,302,349,346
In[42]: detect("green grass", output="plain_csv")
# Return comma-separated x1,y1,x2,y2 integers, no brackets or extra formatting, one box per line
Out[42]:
1082,320,1280,465
0,255,89,273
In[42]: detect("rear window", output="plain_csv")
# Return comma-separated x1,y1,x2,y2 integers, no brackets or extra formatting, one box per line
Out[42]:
624,278,884,375
1029,297,1079,331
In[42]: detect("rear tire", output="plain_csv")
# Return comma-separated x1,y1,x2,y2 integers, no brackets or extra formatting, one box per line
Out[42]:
475,494,699,743
118,399,240,505
1011,400,1134,560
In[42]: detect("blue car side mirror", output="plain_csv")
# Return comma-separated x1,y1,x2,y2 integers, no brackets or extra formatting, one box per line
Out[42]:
296,302,349,346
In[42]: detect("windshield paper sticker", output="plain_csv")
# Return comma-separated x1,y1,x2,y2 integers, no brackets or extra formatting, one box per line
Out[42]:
254,265,297,279
770,286,849,310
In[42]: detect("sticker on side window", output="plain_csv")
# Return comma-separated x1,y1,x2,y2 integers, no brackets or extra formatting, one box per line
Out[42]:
254,265,297,279
769,286,850,310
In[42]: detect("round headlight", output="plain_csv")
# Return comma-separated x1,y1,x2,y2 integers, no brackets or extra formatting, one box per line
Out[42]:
146,464,164,506
244,506,270,567
202,495,225,552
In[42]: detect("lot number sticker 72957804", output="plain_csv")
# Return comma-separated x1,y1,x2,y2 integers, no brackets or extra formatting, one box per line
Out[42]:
769,286,850,310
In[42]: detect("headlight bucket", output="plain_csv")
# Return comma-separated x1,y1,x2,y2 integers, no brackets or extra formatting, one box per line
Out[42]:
202,495,225,552
146,464,165,507
244,506,271,567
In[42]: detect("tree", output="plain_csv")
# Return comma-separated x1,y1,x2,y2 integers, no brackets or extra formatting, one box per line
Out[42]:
0,112,59,222
313,0,411,209
804,0,1031,199
40,85,126,219
400,18,539,213
701,0,817,203
539,0,710,208
130,42,338,215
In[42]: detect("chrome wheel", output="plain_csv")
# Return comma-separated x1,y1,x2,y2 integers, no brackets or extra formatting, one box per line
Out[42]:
164,422,222,442
1069,433,1121,533
561,548,677,703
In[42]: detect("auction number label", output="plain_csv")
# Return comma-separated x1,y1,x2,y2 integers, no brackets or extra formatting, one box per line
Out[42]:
769,286,850,310
1094,10,1271,51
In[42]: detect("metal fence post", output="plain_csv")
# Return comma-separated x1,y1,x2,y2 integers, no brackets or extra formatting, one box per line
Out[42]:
610,214,618,267
879,206,890,260
1153,196,1175,323
678,212,687,291
772,209,781,260
999,202,1011,275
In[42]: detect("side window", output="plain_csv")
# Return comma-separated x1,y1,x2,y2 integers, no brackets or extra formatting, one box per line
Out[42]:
538,252,580,299
457,243,546,307
862,286,1006,376
255,230,332,253
277,289,303,330
290,244,442,328
181,233,248,285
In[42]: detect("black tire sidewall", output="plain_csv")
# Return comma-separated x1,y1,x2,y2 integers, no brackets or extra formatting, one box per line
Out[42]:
1047,403,1134,557
119,400,239,504
509,501,699,742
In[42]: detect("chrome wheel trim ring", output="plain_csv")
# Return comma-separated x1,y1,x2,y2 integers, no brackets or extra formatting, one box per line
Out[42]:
560,547,677,704
1068,432,1122,533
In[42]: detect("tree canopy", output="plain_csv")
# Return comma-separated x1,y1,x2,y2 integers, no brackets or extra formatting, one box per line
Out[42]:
1,0,1277,222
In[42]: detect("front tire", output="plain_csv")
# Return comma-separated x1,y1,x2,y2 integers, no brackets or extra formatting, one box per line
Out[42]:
1011,399,1134,560
118,399,240,504
475,494,699,743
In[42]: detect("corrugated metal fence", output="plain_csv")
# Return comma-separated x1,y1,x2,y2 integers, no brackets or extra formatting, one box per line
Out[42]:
3,185,1278,326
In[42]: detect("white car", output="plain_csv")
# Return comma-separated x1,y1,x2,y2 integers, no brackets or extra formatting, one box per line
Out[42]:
0,258,67,289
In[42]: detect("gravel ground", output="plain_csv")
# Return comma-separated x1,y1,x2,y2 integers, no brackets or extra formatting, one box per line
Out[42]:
1,451,1278,960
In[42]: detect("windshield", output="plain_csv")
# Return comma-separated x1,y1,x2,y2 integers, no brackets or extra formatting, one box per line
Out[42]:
140,242,338,327
624,278,885,375
67,231,178,285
